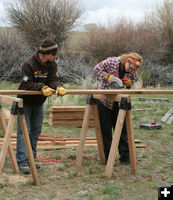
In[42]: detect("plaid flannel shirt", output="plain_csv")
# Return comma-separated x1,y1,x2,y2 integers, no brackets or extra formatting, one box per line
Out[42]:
93,56,137,109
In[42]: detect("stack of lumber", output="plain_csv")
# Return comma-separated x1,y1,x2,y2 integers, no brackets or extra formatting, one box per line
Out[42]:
0,135,146,150
49,106,94,127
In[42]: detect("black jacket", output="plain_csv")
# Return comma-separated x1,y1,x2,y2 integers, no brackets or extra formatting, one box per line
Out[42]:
18,52,62,106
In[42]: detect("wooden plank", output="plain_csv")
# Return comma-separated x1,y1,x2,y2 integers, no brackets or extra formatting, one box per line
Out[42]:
67,90,173,95
36,144,98,150
1,89,173,95
92,104,105,163
49,106,86,111
49,119,94,124
138,97,168,102
0,95,23,107
0,115,16,175
49,119,94,127
135,144,147,148
93,94,128,103
36,140,97,145
0,110,19,173
18,113,39,185
49,112,94,119
0,142,146,148
76,104,92,168
9,134,141,143
104,109,126,178
161,108,173,122
126,108,137,174
0,138,16,142
167,114,173,124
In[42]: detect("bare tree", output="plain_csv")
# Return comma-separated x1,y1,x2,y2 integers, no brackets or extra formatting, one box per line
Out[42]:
6,0,84,50
145,0,173,64
81,18,135,66
127,22,166,64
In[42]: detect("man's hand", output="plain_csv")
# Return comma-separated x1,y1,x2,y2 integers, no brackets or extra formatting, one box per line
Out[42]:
41,86,54,96
121,77,132,87
56,86,66,96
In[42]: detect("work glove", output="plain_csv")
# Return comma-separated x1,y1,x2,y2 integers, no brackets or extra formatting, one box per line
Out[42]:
121,77,132,87
41,86,54,97
105,73,114,81
105,73,123,89
56,86,66,96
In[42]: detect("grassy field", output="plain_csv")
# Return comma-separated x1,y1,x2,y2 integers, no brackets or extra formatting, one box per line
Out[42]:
0,83,172,200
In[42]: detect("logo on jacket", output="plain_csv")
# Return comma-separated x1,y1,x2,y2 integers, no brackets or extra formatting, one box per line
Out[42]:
23,75,29,82
34,71,48,78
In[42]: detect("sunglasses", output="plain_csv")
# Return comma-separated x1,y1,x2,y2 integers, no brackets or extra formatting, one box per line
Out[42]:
128,62,137,72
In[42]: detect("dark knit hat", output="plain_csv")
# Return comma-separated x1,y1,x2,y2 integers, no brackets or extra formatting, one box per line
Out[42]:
39,39,58,55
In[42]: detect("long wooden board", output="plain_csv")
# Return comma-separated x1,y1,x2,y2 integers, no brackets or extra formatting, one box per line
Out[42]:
0,89,173,95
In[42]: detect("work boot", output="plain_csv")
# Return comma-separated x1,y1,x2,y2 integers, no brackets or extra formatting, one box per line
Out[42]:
19,164,30,174
35,163,41,169
119,156,130,165
29,161,41,169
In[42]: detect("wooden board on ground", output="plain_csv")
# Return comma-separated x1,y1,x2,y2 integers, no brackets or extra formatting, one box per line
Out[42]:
138,97,169,102
161,108,173,123
0,135,146,150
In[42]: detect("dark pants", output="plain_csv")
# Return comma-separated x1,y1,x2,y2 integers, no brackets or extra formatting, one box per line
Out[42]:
16,105,43,165
96,100,129,163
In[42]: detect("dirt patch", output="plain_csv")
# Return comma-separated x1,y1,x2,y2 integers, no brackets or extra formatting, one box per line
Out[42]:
1,173,29,185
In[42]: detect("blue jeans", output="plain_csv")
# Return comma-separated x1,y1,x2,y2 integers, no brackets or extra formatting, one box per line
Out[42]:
16,105,43,165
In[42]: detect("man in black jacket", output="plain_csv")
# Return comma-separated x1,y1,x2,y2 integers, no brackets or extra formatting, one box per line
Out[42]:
17,39,66,174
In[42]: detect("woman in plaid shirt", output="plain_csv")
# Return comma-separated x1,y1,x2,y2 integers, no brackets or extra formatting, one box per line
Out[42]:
93,52,143,164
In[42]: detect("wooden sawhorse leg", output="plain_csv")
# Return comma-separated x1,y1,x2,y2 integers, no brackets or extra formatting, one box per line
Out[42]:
0,100,39,185
0,109,18,174
104,97,137,178
126,104,137,174
76,95,105,168
0,105,19,173
18,107,39,185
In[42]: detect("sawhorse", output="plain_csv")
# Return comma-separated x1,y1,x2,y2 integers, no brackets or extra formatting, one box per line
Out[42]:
0,95,39,185
76,94,137,178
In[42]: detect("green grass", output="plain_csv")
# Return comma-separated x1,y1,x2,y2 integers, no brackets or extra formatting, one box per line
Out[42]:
0,82,173,200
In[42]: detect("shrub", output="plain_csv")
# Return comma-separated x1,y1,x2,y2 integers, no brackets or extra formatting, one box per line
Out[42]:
0,28,30,82
57,57,94,85
6,0,84,50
